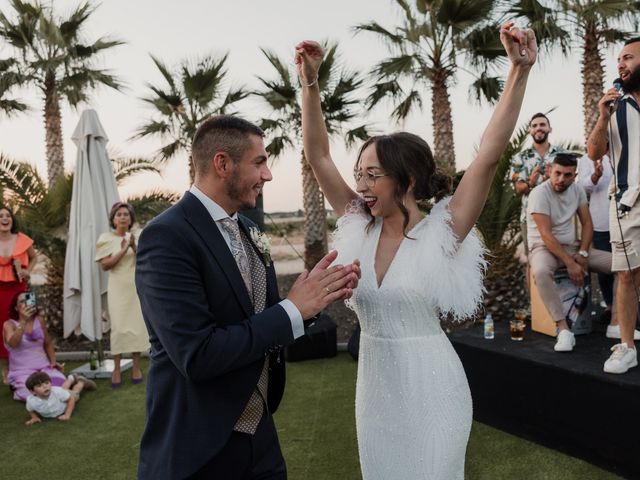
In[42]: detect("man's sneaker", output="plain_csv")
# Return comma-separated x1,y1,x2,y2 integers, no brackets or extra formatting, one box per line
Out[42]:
554,330,575,352
605,324,640,340
604,343,638,374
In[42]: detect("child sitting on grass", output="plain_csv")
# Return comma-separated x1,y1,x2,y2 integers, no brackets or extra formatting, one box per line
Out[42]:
24,371,96,426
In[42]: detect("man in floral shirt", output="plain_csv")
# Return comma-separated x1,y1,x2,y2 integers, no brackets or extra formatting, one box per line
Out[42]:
510,112,563,253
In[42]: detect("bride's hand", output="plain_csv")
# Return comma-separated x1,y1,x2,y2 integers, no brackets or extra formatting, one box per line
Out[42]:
295,40,324,86
500,21,537,68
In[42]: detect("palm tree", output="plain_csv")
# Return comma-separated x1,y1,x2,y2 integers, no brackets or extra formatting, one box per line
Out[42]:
512,0,640,144
255,43,370,269
354,0,507,175
0,153,177,335
0,58,27,117
0,0,124,188
133,54,248,182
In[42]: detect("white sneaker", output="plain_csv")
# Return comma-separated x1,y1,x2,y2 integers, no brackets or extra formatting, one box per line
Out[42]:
603,343,638,374
554,330,575,352
605,324,640,340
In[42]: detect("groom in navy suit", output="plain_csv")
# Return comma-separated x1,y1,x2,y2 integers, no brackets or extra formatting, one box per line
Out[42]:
135,115,359,479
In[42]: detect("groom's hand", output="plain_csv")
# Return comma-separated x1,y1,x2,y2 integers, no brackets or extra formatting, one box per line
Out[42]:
287,250,359,319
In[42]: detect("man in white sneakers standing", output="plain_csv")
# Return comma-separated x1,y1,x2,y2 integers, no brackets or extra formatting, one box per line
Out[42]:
588,37,640,374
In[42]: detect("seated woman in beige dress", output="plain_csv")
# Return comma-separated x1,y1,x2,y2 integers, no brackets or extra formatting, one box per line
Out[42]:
96,202,149,388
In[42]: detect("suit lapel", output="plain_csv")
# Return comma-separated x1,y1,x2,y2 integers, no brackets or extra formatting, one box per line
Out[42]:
180,192,254,317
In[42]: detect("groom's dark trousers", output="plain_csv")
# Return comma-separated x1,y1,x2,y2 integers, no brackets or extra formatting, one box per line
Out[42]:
135,192,295,479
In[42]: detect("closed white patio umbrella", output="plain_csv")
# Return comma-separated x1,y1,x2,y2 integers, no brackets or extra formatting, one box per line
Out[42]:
63,109,120,340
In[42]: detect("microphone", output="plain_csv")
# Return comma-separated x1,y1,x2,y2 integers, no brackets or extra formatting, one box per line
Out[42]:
610,78,623,109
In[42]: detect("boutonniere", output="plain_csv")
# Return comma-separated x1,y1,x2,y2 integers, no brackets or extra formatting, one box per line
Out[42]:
249,227,272,267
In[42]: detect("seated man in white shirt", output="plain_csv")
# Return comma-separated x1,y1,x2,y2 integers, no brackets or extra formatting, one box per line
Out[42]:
528,153,612,352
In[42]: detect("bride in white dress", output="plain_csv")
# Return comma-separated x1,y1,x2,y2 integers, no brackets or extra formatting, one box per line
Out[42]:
296,22,537,479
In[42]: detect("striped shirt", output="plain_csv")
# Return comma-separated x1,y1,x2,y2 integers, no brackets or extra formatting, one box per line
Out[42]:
609,95,640,209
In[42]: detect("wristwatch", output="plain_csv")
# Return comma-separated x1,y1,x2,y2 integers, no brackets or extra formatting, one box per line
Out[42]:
578,250,589,258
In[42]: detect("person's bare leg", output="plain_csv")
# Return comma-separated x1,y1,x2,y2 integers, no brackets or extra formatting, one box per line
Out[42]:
1,358,8,384
111,354,122,385
616,269,640,347
132,352,143,381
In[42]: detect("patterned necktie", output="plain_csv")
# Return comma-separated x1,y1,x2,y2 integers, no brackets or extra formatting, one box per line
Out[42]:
219,218,253,299
220,218,270,434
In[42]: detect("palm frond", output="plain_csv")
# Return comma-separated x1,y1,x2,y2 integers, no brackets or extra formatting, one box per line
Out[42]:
365,79,404,109
391,89,422,121
0,154,47,206
181,54,228,108
157,139,184,161
266,135,295,159
218,85,249,114
509,0,570,53
373,54,416,79
460,23,506,69
149,55,176,90
59,68,123,105
111,157,161,183
126,190,179,225
344,125,373,149
131,120,172,140
259,48,294,87
437,0,496,33
353,21,404,46
468,72,503,105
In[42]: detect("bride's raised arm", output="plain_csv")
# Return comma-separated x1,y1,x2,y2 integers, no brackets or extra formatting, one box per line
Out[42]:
448,22,538,241
297,41,359,218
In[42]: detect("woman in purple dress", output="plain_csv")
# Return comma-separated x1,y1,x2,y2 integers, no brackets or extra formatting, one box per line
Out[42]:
3,291,66,401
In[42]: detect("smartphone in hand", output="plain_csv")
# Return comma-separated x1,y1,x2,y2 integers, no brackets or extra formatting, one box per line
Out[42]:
24,292,36,308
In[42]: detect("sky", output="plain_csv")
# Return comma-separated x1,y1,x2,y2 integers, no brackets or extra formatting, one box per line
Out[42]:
0,0,625,212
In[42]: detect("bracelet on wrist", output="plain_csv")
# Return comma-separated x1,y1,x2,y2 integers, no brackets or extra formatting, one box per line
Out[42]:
300,76,318,88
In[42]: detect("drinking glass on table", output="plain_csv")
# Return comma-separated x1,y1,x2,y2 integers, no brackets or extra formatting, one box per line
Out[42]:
510,309,527,341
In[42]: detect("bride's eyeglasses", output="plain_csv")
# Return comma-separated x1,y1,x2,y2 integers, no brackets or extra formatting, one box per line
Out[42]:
353,169,389,188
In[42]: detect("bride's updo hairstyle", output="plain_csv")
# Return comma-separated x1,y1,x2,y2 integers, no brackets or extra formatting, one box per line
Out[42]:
356,132,451,236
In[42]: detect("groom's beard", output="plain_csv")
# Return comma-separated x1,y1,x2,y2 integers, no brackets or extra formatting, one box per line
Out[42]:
227,171,257,211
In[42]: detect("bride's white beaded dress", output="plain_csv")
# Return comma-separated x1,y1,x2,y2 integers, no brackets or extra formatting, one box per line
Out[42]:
333,197,486,480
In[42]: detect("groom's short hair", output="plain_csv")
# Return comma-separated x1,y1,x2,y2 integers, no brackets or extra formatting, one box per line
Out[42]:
192,115,264,175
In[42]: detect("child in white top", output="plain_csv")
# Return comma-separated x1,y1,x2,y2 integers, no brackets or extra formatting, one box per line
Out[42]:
24,371,96,425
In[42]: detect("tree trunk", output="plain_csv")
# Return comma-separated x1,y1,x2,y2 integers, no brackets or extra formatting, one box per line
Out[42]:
44,72,65,189
581,23,604,146
301,150,328,270
431,68,456,176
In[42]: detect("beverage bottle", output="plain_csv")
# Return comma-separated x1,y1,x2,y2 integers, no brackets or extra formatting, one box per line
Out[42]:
484,313,494,339
89,350,97,370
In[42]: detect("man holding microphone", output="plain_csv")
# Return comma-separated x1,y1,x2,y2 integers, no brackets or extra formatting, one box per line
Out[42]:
588,37,640,374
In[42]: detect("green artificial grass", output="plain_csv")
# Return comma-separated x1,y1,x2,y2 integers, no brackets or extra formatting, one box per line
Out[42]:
0,354,623,479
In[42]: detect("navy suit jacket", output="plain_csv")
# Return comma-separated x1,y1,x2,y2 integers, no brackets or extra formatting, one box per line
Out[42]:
135,192,295,480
